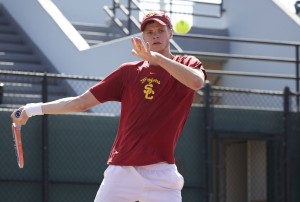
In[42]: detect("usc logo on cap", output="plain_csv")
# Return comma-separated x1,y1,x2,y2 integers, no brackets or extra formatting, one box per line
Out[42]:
145,11,157,17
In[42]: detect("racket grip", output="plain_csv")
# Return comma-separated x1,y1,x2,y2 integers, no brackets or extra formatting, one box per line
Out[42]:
12,123,21,130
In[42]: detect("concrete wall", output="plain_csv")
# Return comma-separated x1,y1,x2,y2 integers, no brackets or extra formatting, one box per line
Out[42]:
0,0,138,78
225,0,300,41
221,0,300,91
51,0,110,24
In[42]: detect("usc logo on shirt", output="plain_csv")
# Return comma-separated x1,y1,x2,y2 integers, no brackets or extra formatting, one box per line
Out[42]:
144,83,154,100
140,77,161,100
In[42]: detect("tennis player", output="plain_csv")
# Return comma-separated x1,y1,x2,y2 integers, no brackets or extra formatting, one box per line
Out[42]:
11,11,206,202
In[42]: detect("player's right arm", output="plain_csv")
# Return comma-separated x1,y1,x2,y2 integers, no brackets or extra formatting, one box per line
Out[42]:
11,90,100,126
42,90,100,114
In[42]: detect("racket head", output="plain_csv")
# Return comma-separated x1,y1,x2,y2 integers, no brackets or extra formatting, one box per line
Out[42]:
12,110,24,169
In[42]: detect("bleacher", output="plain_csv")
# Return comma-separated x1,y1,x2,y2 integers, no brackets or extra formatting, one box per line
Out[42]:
0,5,77,108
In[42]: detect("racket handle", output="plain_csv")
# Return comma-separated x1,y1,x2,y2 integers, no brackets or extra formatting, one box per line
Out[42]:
13,123,21,130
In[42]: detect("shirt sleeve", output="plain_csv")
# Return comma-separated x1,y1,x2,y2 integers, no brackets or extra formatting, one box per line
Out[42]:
179,55,208,80
89,65,126,103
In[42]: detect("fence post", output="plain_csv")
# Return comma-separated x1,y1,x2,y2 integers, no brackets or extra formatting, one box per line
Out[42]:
42,73,49,202
0,83,3,104
203,81,213,202
295,45,299,112
113,0,117,16
127,0,131,35
283,86,291,202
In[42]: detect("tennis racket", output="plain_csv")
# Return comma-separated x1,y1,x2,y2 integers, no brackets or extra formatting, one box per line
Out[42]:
12,110,24,168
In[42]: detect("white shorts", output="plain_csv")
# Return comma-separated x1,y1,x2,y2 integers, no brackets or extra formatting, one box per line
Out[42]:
94,162,184,202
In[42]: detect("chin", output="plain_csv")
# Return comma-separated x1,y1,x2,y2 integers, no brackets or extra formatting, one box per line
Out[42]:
151,46,164,52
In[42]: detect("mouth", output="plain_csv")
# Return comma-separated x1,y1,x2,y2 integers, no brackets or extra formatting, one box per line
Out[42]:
152,42,161,45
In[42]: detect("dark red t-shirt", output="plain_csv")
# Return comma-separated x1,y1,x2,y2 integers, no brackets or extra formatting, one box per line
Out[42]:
89,55,206,166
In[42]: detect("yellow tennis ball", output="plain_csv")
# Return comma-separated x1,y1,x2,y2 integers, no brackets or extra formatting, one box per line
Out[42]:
173,20,191,34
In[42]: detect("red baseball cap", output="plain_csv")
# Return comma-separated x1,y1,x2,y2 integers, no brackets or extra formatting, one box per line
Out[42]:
140,11,171,31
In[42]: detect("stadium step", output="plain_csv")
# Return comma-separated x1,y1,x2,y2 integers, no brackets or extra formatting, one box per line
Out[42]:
0,61,49,72
0,6,75,108
0,43,33,53
71,21,128,46
0,52,41,63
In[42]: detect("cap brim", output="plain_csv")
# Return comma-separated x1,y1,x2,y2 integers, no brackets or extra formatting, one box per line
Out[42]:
141,18,168,31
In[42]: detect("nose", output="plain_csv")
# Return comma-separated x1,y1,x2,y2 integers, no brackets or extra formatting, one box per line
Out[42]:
152,31,159,38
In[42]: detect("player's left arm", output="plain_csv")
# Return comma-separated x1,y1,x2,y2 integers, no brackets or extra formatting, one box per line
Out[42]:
131,37,205,90
151,53,205,90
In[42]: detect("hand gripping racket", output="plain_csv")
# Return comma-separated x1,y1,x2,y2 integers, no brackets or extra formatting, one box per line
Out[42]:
12,110,24,168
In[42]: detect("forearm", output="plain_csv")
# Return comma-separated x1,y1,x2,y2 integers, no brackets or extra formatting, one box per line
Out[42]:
41,96,84,114
11,91,100,126
153,53,205,90
10,97,81,126
41,90,100,115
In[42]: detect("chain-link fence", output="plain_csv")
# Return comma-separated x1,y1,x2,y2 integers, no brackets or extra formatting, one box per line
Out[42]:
0,71,299,202
203,83,299,202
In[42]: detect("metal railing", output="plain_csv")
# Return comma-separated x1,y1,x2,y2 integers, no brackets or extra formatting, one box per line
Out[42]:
105,0,224,34
173,33,300,111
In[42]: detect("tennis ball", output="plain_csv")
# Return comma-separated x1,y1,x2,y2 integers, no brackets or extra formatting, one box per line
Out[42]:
173,20,191,34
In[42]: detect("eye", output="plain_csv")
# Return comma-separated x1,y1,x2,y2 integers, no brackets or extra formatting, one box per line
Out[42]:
146,31,153,35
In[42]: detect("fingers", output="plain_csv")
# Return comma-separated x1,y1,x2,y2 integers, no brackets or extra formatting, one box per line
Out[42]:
11,107,28,126
131,37,145,54
131,37,138,56
131,37,152,61
145,42,151,51
131,37,143,49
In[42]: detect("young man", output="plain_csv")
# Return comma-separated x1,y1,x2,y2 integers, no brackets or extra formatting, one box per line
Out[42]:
11,11,206,202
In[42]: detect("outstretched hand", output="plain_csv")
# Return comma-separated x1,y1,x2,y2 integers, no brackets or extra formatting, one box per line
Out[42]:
131,37,154,62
